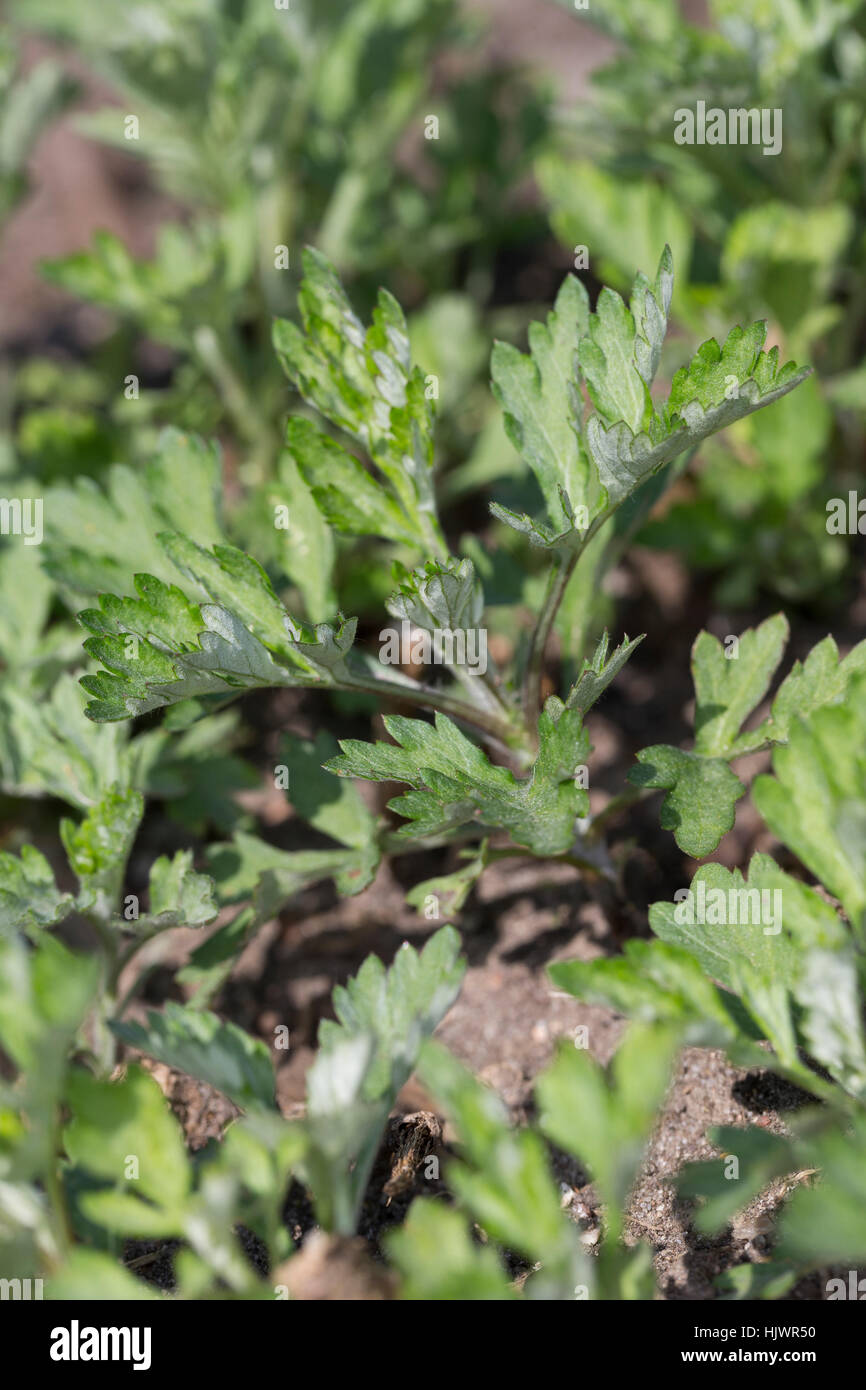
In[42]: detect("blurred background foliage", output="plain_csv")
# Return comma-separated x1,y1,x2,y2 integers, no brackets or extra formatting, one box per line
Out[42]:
543,0,866,607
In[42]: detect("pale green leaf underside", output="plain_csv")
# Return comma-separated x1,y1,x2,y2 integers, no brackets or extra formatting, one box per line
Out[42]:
327,705,589,854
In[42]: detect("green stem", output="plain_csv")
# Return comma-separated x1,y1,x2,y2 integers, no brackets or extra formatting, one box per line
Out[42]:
452,662,513,719
45,1111,74,1262
522,550,579,725
483,844,612,879
584,786,650,842
193,325,276,475
343,671,524,755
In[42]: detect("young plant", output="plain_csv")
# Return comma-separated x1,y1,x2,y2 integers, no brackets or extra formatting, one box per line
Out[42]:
72,246,810,934
0,923,466,1297
11,246,866,1303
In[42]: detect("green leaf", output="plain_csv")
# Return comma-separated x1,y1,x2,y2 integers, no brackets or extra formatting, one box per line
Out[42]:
144,849,218,930
635,626,866,858
753,676,866,932
405,847,487,920
43,223,230,349
586,322,809,515
579,288,648,435
648,855,852,1074
60,786,143,913
45,1249,161,1300
297,1033,384,1236
760,635,866,745
328,704,589,855
0,673,131,809
269,448,337,623
0,57,73,198
0,933,98,1068
64,1065,190,1219
0,845,74,936
159,533,310,667
296,928,465,1235
691,614,788,757
206,831,376,906
630,243,675,387
132,707,259,835
417,1039,587,1299
78,536,360,721
385,556,484,635
549,938,757,1050
632,616,795,855
274,248,445,556
715,1262,800,1301
565,630,644,714
630,745,745,857
649,857,800,996
43,429,223,598
286,416,421,547
537,155,692,313
279,730,379,856
777,1114,866,1268
175,907,255,1006
536,1023,678,1241
490,273,592,534
320,926,466,1100
0,943,95,1267
677,1126,797,1234
796,949,866,1099
387,1200,514,1300
112,1002,276,1111
0,545,55,676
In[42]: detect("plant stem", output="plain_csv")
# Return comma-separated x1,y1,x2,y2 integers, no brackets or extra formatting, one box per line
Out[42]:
193,325,276,475
522,550,578,725
45,1124,74,1260
452,663,513,719
483,844,611,878
584,786,649,842
343,672,523,754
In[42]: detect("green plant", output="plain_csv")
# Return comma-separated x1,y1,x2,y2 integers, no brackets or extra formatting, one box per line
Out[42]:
539,0,866,607
5,246,866,1301
553,672,866,1296
0,36,73,224
23,246,847,992
9,0,546,507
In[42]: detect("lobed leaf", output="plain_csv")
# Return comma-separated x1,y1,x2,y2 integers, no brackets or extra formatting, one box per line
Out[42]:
328,704,589,855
